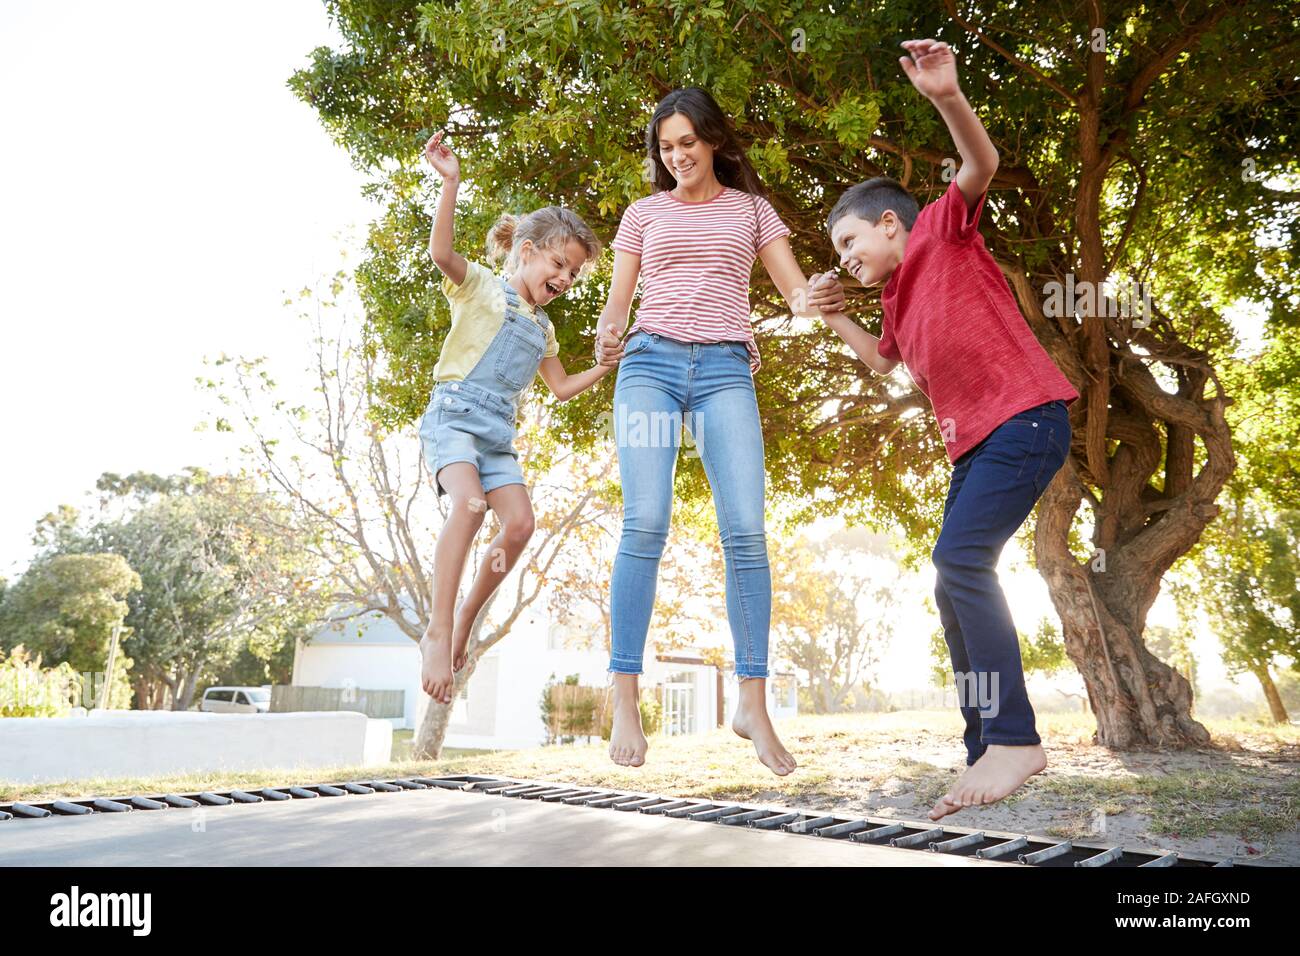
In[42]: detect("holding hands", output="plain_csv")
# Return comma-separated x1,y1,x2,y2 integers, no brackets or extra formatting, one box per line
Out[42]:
595,324,624,367
805,269,846,315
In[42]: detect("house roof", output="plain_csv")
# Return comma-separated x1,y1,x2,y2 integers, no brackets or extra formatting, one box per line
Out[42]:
307,607,417,647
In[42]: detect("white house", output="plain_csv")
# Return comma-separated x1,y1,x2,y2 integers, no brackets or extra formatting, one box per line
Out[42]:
291,605,797,749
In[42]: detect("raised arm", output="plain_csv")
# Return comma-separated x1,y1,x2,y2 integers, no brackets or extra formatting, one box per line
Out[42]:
423,131,468,285
899,39,999,211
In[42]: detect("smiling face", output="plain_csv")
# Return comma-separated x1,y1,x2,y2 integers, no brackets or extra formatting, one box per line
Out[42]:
656,112,716,188
830,210,907,287
520,237,589,306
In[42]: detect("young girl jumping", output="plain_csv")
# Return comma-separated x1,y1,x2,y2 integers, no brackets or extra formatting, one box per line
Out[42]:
418,131,610,704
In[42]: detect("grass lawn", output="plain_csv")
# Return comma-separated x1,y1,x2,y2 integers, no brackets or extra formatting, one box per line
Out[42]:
5,710,1297,864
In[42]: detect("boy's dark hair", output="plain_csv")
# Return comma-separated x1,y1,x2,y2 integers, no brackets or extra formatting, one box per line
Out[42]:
827,177,920,233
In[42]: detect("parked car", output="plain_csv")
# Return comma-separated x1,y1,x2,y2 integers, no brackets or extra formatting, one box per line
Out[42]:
199,686,272,714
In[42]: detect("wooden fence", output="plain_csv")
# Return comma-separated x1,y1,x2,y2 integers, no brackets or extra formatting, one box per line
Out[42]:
543,683,614,743
272,685,404,719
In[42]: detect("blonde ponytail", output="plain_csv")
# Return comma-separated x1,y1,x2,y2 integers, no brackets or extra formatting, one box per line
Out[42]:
485,213,520,267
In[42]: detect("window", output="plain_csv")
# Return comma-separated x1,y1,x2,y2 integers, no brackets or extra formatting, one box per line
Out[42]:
661,670,697,736
770,675,796,709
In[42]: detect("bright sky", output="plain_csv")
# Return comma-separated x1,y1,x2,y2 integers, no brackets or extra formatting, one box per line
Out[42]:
0,2,1244,696
0,0,375,576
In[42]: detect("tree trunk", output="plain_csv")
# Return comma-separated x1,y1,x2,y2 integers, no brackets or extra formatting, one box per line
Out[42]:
1254,664,1290,724
176,666,202,711
132,675,150,710
1036,462,1219,749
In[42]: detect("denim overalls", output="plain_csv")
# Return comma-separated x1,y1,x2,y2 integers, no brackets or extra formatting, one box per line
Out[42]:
419,277,551,497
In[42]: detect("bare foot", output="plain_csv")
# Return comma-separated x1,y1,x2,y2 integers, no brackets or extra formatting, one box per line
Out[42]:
419,625,454,704
450,605,472,672
608,700,648,767
733,705,797,776
929,744,1046,820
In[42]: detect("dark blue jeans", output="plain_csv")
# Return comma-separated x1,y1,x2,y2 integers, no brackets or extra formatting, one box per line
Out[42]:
933,399,1071,765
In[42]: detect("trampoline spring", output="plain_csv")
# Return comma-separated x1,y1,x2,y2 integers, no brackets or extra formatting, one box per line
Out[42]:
287,787,319,799
783,815,837,834
688,805,749,823
342,783,376,795
665,803,713,818
1139,852,1179,868
259,789,292,801
749,812,800,830
390,779,429,790
530,790,587,806
563,791,615,805
413,777,480,790
123,796,168,810
518,787,576,801
976,836,1028,860
851,823,906,843
314,785,348,797
640,800,693,815
587,794,647,809
718,809,771,826
51,801,94,815
613,797,666,811
813,819,872,839
931,831,986,853
198,792,237,805
1075,845,1125,867
891,827,945,849
540,789,595,803
162,794,200,808
366,782,403,793
500,785,552,797
1019,841,1072,865
91,798,133,813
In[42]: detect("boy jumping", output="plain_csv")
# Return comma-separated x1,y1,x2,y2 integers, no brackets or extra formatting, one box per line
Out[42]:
817,38,1079,819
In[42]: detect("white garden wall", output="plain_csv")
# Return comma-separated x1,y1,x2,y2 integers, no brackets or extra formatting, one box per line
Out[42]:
0,711,393,785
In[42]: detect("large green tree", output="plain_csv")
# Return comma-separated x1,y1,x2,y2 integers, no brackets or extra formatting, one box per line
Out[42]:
291,0,1298,748
32,471,319,710
1173,333,1300,722
0,552,140,708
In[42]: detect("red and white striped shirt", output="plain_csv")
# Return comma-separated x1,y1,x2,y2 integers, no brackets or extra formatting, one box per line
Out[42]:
610,186,791,373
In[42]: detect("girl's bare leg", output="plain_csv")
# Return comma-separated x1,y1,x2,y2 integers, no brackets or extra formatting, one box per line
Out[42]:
449,482,535,670
421,463,486,704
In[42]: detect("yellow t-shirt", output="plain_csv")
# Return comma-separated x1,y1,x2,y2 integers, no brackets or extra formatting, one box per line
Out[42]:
432,259,559,382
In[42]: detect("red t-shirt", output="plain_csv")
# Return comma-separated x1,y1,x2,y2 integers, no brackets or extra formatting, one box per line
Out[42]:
879,180,1078,463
